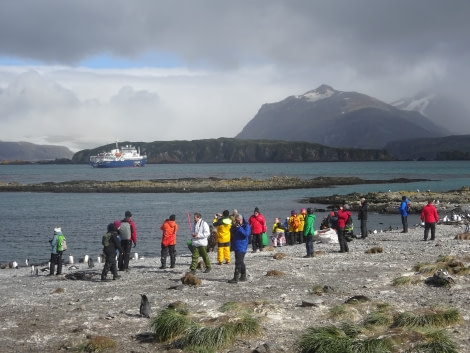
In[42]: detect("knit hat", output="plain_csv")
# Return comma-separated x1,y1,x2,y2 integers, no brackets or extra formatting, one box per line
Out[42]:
254,207,260,213
291,210,296,215
169,214,176,221
125,210,132,217
113,220,121,229
223,210,230,217
300,208,307,214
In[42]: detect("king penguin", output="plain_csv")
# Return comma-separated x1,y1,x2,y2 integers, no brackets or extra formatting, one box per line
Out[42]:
140,294,151,318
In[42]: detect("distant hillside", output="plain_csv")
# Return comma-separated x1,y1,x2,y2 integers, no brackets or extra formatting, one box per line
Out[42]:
0,141,74,162
385,134,470,160
391,92,470,136
236,84,449,149
72,138,394,163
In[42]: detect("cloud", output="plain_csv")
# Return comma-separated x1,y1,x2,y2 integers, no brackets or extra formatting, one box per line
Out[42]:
0,1,469,150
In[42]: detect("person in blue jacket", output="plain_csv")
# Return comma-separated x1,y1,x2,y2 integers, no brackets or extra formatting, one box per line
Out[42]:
399,196,410,233
228,214,251,283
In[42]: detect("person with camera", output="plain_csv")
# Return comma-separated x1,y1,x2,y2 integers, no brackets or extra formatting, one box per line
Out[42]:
228,214,251,283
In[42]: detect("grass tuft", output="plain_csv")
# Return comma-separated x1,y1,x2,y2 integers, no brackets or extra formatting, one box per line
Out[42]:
415,329,458,353
151,308,192,342
83,336,116,352
436,254,454,262
362,311,392,328
296,326,353,353
339,321,363,338
350,336,393,353
392,308,460,328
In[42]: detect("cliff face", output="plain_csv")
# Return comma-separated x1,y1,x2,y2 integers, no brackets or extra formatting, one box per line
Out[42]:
72,138,394,164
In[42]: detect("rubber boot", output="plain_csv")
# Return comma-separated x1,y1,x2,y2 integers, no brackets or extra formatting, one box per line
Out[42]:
159,258,167,269
228,269,240,284
239,268,247,282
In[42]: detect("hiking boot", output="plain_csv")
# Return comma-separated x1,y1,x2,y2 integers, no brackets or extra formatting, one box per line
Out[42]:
113,275,121,280
239,274,247,282
159,265,167,269
303,255,311,258
228,270,239,284
170,265,176,268
203,267,211,273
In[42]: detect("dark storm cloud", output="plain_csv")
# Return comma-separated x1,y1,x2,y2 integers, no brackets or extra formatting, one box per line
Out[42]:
1,0,469,72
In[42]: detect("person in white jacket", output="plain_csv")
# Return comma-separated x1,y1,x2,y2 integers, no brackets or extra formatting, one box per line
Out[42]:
189,212,212,274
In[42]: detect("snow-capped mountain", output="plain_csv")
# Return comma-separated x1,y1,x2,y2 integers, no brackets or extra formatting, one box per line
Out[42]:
236,84,449,149
391,93,470,135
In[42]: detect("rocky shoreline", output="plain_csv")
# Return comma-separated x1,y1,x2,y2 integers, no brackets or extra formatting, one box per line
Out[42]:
303,187,470,215
0,176,427,193
1,223,470,352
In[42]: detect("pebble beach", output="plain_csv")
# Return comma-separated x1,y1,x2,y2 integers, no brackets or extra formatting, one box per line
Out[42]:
1,221,470,352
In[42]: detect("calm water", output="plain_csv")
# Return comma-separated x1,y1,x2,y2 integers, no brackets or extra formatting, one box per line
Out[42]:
1,161,470,264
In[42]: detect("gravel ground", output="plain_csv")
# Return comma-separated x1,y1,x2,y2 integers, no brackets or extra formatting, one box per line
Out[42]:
1,223,470,352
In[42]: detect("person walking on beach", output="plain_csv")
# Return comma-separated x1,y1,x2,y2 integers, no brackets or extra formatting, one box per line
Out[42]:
49,226,66,276
118,210,137,272
303,208,316,258
213,210,232,265
249,207,267,252
421,200,439,241
189,212,212,274
228,214,251,283
399,196,410,233
337,204,352,253
358,198,368,239
101,221,122,281
159,214,178,269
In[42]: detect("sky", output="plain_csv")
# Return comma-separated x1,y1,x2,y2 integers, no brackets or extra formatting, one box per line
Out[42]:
0,0,469,152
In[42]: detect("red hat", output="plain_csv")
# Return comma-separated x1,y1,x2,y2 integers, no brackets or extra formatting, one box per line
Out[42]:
113,220,121,229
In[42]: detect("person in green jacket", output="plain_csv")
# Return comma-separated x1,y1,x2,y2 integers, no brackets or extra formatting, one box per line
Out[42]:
303,208,316,258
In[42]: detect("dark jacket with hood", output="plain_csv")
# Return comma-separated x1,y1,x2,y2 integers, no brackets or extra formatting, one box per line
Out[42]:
102,224,122,256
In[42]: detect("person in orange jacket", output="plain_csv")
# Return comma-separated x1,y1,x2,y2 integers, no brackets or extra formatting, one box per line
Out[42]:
159,214,178,269
421,200,439,241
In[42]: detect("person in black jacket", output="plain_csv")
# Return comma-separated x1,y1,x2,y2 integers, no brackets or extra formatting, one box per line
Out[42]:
358,198,368,239
101,221,123,281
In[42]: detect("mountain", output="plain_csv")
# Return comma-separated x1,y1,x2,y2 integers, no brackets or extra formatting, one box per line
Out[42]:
0,141,74,162
235,84,449,149
391,92,470,135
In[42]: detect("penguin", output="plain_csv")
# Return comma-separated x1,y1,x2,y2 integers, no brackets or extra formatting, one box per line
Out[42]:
68,265,79,270
88,257,95,268
140,294,151,318
30,265,35,275
25,259,29,267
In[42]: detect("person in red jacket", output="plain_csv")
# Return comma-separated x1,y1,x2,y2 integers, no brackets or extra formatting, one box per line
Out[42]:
421,200,439,241
159,214,178,269
337,204,352,253
249,207,267,252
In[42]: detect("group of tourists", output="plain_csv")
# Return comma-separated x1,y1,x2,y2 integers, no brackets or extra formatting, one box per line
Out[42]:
49,195,439,283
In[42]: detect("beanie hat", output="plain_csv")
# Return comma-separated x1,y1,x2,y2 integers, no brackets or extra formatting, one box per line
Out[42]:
291,210,296,215
125,210,132,217
113,220,121,229
307,207,313,214
254,207,260,213
223,210,230,217
300,208,307,214
169,214,176,221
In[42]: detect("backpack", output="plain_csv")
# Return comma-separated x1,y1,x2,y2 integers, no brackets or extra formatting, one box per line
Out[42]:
406,202,411,213
57,235,67,252
120,221,132,240
345,215,353,229
291,217,300,229
102,232,112,247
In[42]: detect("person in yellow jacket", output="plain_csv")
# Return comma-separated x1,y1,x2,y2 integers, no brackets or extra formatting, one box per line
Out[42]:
288,210,300,245
298,208,307,244
213,210,232,265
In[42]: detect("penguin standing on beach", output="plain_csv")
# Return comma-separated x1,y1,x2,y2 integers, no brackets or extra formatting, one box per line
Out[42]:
140,294,151,318
88,257,95,268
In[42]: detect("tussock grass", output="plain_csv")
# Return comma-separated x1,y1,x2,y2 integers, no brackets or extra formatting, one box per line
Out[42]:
329,304,348,318
296,326,353,353
339,321,363,338
436,255,454,262
415,329,458,353
350,337,393,353
151,308,192,342
392,275,423,287
362,311,392,328
312,284,324,295
82,336,116,352
392,308,461,329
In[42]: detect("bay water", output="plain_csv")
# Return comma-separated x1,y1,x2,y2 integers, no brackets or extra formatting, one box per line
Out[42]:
1,161,470,265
